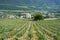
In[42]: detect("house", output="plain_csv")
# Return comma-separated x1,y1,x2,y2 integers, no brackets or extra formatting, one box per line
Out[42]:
20,13,31,18
43,13,55,18
7,15,16,18
25,13,31,18
2,16,4,18
20,16,24,18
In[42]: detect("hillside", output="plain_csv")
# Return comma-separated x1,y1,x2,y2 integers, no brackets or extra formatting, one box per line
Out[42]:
0,0,60,12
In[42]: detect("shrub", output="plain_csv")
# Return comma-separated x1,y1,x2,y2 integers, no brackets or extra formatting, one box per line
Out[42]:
33,13,44,21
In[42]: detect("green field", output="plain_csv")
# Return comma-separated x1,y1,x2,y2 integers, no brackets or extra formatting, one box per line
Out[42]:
0,18,60,40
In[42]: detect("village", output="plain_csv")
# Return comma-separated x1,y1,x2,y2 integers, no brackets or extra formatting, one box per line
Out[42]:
0,11,60,20
1,13,31,19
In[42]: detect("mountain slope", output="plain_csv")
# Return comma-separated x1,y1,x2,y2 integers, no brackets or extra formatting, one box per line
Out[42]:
0,0,60,6
0,0,60,11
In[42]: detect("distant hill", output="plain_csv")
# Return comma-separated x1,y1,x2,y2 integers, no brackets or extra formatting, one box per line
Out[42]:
0,0,60,12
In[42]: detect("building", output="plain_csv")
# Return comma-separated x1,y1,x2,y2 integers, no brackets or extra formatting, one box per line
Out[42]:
7,15,16,18
25,13,31,18
43,13,55,18
20,13,31,18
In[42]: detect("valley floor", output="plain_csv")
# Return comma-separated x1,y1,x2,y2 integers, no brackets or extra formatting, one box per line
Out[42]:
0,18,60,40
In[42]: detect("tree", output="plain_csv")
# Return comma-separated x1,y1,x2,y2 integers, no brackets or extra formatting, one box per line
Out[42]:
33,13,44,21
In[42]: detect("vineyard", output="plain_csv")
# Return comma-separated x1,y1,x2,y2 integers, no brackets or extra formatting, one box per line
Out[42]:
0,18,60,40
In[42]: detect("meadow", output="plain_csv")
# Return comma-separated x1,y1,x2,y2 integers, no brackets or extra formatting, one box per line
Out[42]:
0,18,60,40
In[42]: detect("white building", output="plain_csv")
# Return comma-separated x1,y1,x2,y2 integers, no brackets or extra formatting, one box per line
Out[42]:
2,16,4,18
7,15,16,18
20,13,31,19
20,16,24,18
25,13,31,18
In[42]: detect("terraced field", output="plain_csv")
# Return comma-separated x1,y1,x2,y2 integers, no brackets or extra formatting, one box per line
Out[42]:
0,18,60,40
